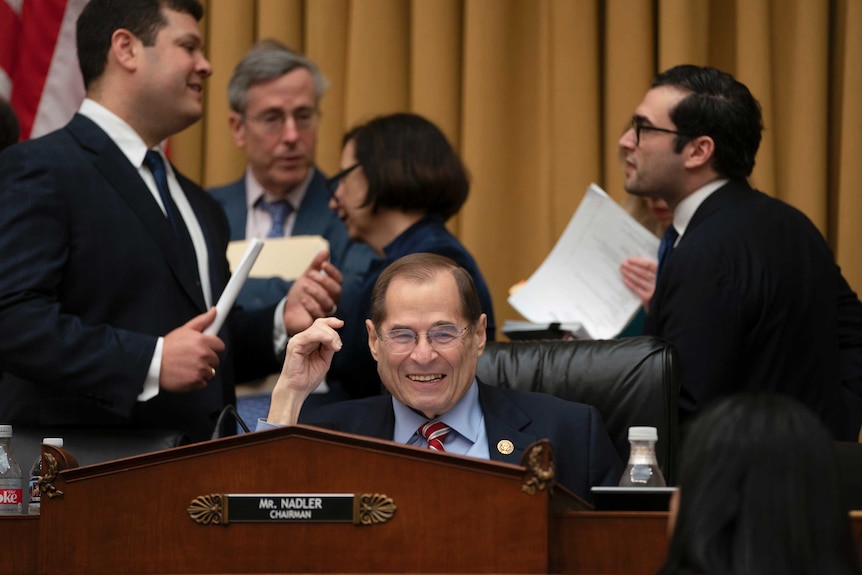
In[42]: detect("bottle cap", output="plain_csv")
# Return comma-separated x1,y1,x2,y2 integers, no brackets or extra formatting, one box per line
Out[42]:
628,426,658,441
0,424,11,438
42,438,63,447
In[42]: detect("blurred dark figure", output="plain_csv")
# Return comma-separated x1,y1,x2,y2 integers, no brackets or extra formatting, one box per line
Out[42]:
661,393,861,575
0,97,20,151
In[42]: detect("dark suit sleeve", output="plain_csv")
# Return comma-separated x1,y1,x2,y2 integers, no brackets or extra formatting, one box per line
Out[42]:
837,272,862,429
648,249,746,418
0,142,155,416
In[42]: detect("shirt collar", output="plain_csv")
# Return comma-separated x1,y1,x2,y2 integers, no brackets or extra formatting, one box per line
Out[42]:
392,379,483,444
79,98,154,168
672,178,729,238
245,167,315,212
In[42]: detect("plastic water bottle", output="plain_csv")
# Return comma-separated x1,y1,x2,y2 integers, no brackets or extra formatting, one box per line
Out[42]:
28,437,64,515
619,426,666,487
0,425,23,514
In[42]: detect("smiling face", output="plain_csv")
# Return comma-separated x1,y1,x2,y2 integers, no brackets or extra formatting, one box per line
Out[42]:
229,68,318,196
367,271,487,419
136,8,211,140
618,86,690,207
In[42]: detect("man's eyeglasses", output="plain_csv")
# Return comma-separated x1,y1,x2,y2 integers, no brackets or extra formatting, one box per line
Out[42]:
630,118,688,145
325,163,360,196
246,107,319,133
377,325,471,354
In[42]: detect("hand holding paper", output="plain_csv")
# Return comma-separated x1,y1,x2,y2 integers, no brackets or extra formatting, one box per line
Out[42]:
508,184,660,339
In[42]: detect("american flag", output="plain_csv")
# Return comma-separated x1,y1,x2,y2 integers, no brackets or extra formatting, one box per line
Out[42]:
0,0,88,141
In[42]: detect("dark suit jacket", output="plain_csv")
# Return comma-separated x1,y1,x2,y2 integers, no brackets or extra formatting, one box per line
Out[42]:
645,179,860,440
0,114,278,442
208,172,376,311
298,382,622,501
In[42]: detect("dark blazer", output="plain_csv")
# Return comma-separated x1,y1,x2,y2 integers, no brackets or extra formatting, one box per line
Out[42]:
298,382,623,501
0,114,278,442
645,179,860,440
208,172,377,311
329,216,497,399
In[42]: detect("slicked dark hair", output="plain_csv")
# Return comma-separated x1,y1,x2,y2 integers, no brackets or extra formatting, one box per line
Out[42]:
343,113,469,221
370,253,482,328
660,393,860,575
653,65,763,181
77,0,204,89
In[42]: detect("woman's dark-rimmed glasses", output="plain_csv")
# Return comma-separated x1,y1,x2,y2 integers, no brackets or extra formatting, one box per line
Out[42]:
326,163,361,197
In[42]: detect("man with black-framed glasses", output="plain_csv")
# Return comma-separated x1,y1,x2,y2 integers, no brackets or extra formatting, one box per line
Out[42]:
208,40,377,417
257,253,622,501
619,64,862,441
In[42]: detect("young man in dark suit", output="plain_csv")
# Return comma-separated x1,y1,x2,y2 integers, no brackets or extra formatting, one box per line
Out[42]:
0,0,341,442
618,65,862,440
259,253,622,501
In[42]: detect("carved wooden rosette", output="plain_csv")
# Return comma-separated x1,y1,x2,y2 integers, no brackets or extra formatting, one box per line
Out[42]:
354,493,397,525
37,452,64,500
520,439,556,495
187,494,226,526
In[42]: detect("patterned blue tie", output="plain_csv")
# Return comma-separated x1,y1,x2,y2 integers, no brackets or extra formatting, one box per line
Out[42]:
258,199,293,238
657,225,679,279
143,150,198,269
143,150,182,235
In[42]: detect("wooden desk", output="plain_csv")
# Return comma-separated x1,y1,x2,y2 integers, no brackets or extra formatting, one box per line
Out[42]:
4,510,862,574
4,427,862,575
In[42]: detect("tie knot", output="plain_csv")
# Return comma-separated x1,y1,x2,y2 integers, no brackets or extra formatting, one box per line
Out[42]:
662,225,679,246
418,420,450,452
258,198,293,238
144,150,166,174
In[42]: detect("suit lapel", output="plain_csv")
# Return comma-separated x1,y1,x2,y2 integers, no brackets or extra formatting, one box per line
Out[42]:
292,170,330,236
477,382,538,465
350,398,397,440
68,114,207,311
219,179,248,241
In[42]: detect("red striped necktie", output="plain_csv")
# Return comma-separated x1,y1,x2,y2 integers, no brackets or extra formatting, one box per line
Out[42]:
418,420,451,452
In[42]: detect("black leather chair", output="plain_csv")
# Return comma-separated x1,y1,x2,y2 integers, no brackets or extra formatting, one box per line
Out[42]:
476,336,681,483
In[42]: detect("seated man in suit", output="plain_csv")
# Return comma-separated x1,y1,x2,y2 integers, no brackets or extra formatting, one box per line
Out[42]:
260,253,622,501
208,40,375,312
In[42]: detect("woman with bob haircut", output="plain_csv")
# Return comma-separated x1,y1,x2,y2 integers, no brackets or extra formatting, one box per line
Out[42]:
660,393,860,575
325,112,495,399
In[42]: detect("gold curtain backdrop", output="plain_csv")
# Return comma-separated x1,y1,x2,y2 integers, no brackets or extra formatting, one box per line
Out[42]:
170,0,862,331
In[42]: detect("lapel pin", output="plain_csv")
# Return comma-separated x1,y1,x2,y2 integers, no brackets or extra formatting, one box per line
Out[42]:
497,439,514,455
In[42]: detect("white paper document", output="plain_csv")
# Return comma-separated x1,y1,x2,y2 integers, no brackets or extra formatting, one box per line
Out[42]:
508,184,660,339
204,239,264,336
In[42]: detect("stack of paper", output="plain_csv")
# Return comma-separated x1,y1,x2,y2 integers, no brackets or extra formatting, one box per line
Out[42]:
507,184,659,340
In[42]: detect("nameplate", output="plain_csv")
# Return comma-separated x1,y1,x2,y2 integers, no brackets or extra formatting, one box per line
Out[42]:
187,492,396,527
